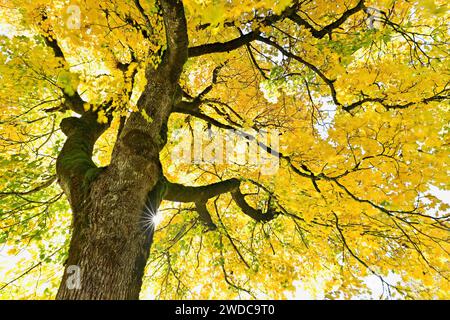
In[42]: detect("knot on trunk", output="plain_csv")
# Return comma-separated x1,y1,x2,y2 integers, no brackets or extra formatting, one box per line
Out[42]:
122,129,160,161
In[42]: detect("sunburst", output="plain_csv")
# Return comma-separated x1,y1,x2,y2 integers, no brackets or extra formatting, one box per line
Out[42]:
140,201,164,233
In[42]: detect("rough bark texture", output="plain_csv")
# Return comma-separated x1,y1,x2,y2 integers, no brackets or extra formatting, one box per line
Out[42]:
56,0,188,300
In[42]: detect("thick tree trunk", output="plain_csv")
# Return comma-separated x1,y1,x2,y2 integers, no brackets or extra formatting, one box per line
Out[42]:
55,0,188,300
54,110,164,300
56,177,159,299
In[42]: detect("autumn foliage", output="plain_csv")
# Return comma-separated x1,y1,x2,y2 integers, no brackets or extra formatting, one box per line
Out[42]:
0,0,449,299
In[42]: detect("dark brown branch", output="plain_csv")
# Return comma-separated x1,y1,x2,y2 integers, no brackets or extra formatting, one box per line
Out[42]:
197,63,225,98
173,106,236,130
160,0,188,72
163,179,239,231
164,178,240,203
195,201,217,230
255,35,339,105
288,0,365,39
256,35,447,113
163,178,280,224
343,91,449,112
188,31,259,57
133,0,152,33
173,62,225,116
171,99,319,187
188,3,298,57
246,44,269,79
231,188,279,222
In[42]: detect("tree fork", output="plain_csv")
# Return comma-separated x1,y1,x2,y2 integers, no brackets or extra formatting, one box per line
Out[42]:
55,0,188,299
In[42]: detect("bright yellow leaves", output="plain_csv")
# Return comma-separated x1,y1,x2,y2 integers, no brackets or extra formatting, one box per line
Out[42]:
417,0,448,15
0,0,449,300
96,109,108,124
56,70,79,96
184,0,293,28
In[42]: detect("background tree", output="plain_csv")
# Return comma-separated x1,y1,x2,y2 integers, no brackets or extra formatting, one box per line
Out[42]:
0,0,449,299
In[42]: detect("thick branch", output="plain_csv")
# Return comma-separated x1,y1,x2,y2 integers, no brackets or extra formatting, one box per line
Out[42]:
163,178,278,224
164,178,239,230
195,201,217,230
231,188,278,222
160,0,188,74
188,3,298,57
56,112,108,210
164,178,240,203
188,32,259,57
107,0,188,191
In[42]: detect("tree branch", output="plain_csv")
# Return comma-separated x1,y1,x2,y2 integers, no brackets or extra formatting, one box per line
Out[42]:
187,3,298,57
159,0,188,74
0,175,57,200
37,10,86,114
56,111,109,211
163,178,279,224
164,178,240,203
342,90,449,112
288,0,365,39
255,35,340,106
188,31,259,57
195,201,217,230
231,188,279,222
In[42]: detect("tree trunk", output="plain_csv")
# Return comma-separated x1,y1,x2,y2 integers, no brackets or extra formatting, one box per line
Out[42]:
56,175,160,299
54,109,165,299
55,0,188,300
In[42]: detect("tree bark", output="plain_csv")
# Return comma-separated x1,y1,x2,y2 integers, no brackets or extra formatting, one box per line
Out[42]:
55,0,188,300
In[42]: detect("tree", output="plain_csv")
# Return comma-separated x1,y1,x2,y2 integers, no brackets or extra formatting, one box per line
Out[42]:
0,0,448,299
